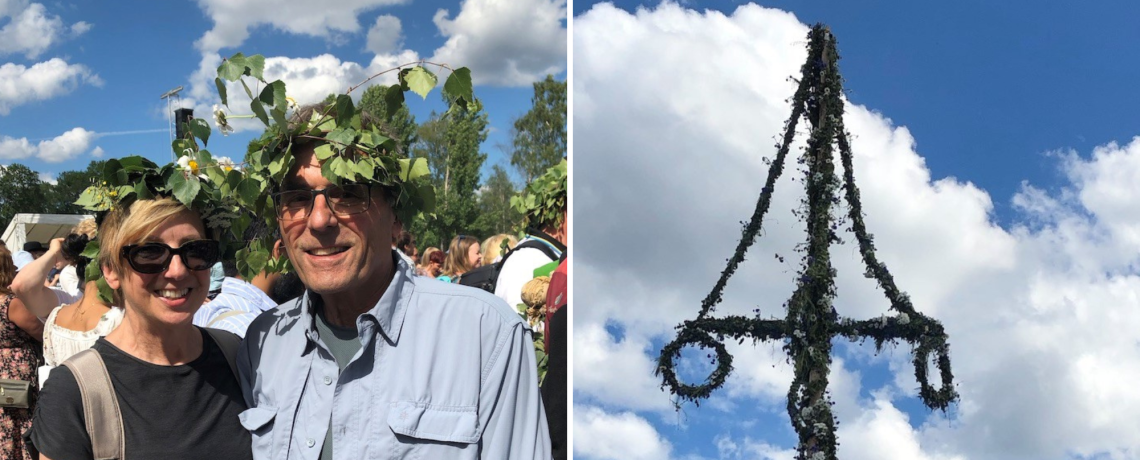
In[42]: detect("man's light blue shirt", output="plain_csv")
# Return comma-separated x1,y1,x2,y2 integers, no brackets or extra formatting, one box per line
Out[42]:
236,255,551,459
193,277,278,338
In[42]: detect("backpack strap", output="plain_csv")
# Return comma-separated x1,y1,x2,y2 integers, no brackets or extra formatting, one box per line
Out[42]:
206,309,248,328
62,349,124,460
205,327,241,381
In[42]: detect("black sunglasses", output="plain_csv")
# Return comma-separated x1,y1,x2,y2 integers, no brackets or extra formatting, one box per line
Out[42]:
119,240,220,274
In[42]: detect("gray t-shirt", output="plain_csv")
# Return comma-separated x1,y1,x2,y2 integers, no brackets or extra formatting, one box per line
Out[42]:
315,306,362,460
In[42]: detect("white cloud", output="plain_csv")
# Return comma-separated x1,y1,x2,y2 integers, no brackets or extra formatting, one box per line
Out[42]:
0,0,90,58
574,3,1140,460
90,146,103,157
192,0,407,55
0,58,102,115
715,435,796,460
574,406,674,460
429,0,566,86
38,171,55,184
366,15,402,55
0,127,97,162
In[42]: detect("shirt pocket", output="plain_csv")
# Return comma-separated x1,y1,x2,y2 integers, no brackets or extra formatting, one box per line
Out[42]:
386,400,480,459
239,406,277,457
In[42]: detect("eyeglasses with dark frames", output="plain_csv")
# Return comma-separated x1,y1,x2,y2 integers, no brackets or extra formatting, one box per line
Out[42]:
119,240,221,274
272,183,373,221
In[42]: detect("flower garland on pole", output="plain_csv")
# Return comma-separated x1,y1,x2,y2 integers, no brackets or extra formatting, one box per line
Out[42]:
656,25,958,460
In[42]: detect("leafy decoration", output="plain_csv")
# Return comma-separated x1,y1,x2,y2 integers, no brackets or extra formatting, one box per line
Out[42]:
510,158,567,229
655,25,958,460
210,53,474,279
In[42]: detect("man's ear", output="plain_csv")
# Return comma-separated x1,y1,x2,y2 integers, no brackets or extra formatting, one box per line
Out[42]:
272,239,286,260
102,264,121,290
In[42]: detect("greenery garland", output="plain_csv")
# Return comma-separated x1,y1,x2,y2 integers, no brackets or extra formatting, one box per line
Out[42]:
511,158,567,229
204,53,473,279
656,25,958,460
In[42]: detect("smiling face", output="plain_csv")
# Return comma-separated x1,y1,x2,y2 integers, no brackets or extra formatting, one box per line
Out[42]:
467,242,481,269
278,144,398,307
103,209,211,326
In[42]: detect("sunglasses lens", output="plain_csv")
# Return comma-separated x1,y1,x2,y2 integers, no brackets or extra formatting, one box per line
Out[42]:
129,244,171,274
182,241,219,270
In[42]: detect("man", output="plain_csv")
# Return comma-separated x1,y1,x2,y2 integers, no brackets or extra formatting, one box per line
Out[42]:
494,168,567,310
393,228,417,267
238,104,550,459
13,241,46,271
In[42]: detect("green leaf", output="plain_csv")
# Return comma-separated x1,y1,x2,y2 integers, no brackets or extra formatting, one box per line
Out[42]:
237,177,261,206
170,171,201,205
313,143,336,161
217,53,247,81
240,79,254,100
215,77,228,106
259,80,287,109
84,256,102,282
271,106,288,128
443,67,474,106
326,127,356,148
245,55,265,80
250,99,269,126
354,158,375,181
246,250,270,275
404,66,437,100
189,118,211,146
80,240,100,259
334,94,354,129
96,277,114,305
383,85,405,119
398,158,430,181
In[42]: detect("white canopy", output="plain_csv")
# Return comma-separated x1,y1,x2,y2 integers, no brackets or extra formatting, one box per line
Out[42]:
2,213,94,251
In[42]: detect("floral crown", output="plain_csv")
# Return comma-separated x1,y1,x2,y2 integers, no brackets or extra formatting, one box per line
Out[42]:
512,158,567,230
202,53,474,279
73,154,243,302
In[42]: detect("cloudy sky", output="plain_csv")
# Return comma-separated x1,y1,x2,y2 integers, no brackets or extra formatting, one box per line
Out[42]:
574,2,1140,460
1,0,565,183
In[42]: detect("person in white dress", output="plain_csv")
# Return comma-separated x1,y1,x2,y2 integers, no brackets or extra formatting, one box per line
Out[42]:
9,219,123,387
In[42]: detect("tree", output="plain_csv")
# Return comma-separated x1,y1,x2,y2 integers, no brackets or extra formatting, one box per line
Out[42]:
359,84,418,155
472,164,523,236
409,97,489,249
510,75,566,183
0,164,47,233
41,160,105,214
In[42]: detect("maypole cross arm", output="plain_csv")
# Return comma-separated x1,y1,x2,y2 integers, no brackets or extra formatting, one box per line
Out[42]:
655,24,957,460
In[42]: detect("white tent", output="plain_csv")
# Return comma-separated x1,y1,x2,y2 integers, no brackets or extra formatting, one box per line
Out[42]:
2,214,94,251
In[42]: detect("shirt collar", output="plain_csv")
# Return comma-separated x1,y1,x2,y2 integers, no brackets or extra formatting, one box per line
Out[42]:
300,250,416,345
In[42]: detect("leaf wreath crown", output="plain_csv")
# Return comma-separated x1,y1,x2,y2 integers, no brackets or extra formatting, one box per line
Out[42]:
190,53,474,279
512,158,567,230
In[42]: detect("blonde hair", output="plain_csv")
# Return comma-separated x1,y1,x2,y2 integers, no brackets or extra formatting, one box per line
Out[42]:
418,247,441,269
0,246,15,295
442,235,480,278
99,197,202,277
72,217,97,239
481,234,518,267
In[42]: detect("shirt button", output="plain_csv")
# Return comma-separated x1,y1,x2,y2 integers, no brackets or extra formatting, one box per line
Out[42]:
306,438,316,447
323,376,332,385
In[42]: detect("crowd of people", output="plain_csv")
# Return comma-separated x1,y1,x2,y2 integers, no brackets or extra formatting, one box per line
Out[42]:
0,102,568,460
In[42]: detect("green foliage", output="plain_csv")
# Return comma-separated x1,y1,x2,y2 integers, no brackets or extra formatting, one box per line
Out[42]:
410,96,489,248
510,75,566,183
0,164,44,232
511,159,566,230
471,164,523,237
656,25,957,460
359,84,418,154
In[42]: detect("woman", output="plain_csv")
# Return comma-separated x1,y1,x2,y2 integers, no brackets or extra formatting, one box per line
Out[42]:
11,221,123,388
0,246,44,460
416,247,441,277
481,233,518,267
436,235,481,283
27,197,252,460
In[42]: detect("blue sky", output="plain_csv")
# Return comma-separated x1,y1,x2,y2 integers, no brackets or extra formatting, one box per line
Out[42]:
1,0,565,186
574,2,1140,460
575,0,1140,225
